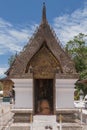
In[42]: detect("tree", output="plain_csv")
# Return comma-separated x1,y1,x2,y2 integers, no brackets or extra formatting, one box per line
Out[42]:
65,33,87,96
8,53,17,67
65,33,87,73
0,82,3,91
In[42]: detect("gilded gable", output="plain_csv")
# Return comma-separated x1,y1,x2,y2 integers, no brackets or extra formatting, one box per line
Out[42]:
26,43,62,79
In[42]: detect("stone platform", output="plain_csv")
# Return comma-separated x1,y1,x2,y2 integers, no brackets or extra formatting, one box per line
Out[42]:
10,115,82,130
12,108,79,123
10,123,31,130
56,108,79,123
11,108,32,123
10,123,82,130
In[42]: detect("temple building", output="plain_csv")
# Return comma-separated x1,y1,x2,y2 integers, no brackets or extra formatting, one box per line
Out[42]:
6,3,79,127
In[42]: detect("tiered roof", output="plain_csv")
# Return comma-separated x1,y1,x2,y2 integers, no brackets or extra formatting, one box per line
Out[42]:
6,3,78,79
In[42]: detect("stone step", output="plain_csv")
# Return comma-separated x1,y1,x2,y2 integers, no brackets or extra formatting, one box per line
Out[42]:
33,115,57,122
33,115,59,130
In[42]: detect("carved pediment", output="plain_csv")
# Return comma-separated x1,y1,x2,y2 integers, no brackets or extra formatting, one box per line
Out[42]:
26,44,62,78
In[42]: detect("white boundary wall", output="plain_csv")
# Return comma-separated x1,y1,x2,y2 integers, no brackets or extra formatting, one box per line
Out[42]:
12,79,33,108
12,78,77,109
56,79,77,109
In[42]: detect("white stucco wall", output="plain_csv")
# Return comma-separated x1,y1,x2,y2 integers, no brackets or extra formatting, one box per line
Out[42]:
12,79,33,109
56,79,77,109
12,78,77,110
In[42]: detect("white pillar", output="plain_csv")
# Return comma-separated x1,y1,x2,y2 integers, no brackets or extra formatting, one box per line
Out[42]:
56,79,77,109
11,79,33,109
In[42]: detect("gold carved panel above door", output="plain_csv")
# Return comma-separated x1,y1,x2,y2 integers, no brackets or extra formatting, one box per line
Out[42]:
28,44,61,78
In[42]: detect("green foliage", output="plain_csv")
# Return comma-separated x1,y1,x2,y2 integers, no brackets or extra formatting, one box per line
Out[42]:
0,82,3,91
74,90,79,100
65,33,87,73
8,54,17,67
74,57,86,72
78,70,87,96
75,82,87,96
65,33,87,96
80,70,87,80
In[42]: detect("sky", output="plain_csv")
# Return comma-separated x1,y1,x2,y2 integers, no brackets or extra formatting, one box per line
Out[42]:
0,0,87,78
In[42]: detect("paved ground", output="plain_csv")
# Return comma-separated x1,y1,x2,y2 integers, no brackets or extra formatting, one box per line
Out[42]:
0,101,14,130
0,101,87,130
82,125,87,130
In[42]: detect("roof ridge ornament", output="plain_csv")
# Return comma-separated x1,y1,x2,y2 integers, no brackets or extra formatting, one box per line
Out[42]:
42,2,47,24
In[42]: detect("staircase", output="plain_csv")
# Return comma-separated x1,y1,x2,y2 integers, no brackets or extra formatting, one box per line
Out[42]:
32,115,59,130
10,115,83,130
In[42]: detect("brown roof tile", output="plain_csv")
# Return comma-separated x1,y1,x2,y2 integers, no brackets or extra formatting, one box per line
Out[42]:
6,3,78,79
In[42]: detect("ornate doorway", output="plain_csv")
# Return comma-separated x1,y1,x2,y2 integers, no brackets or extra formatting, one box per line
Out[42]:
34,79,54,115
